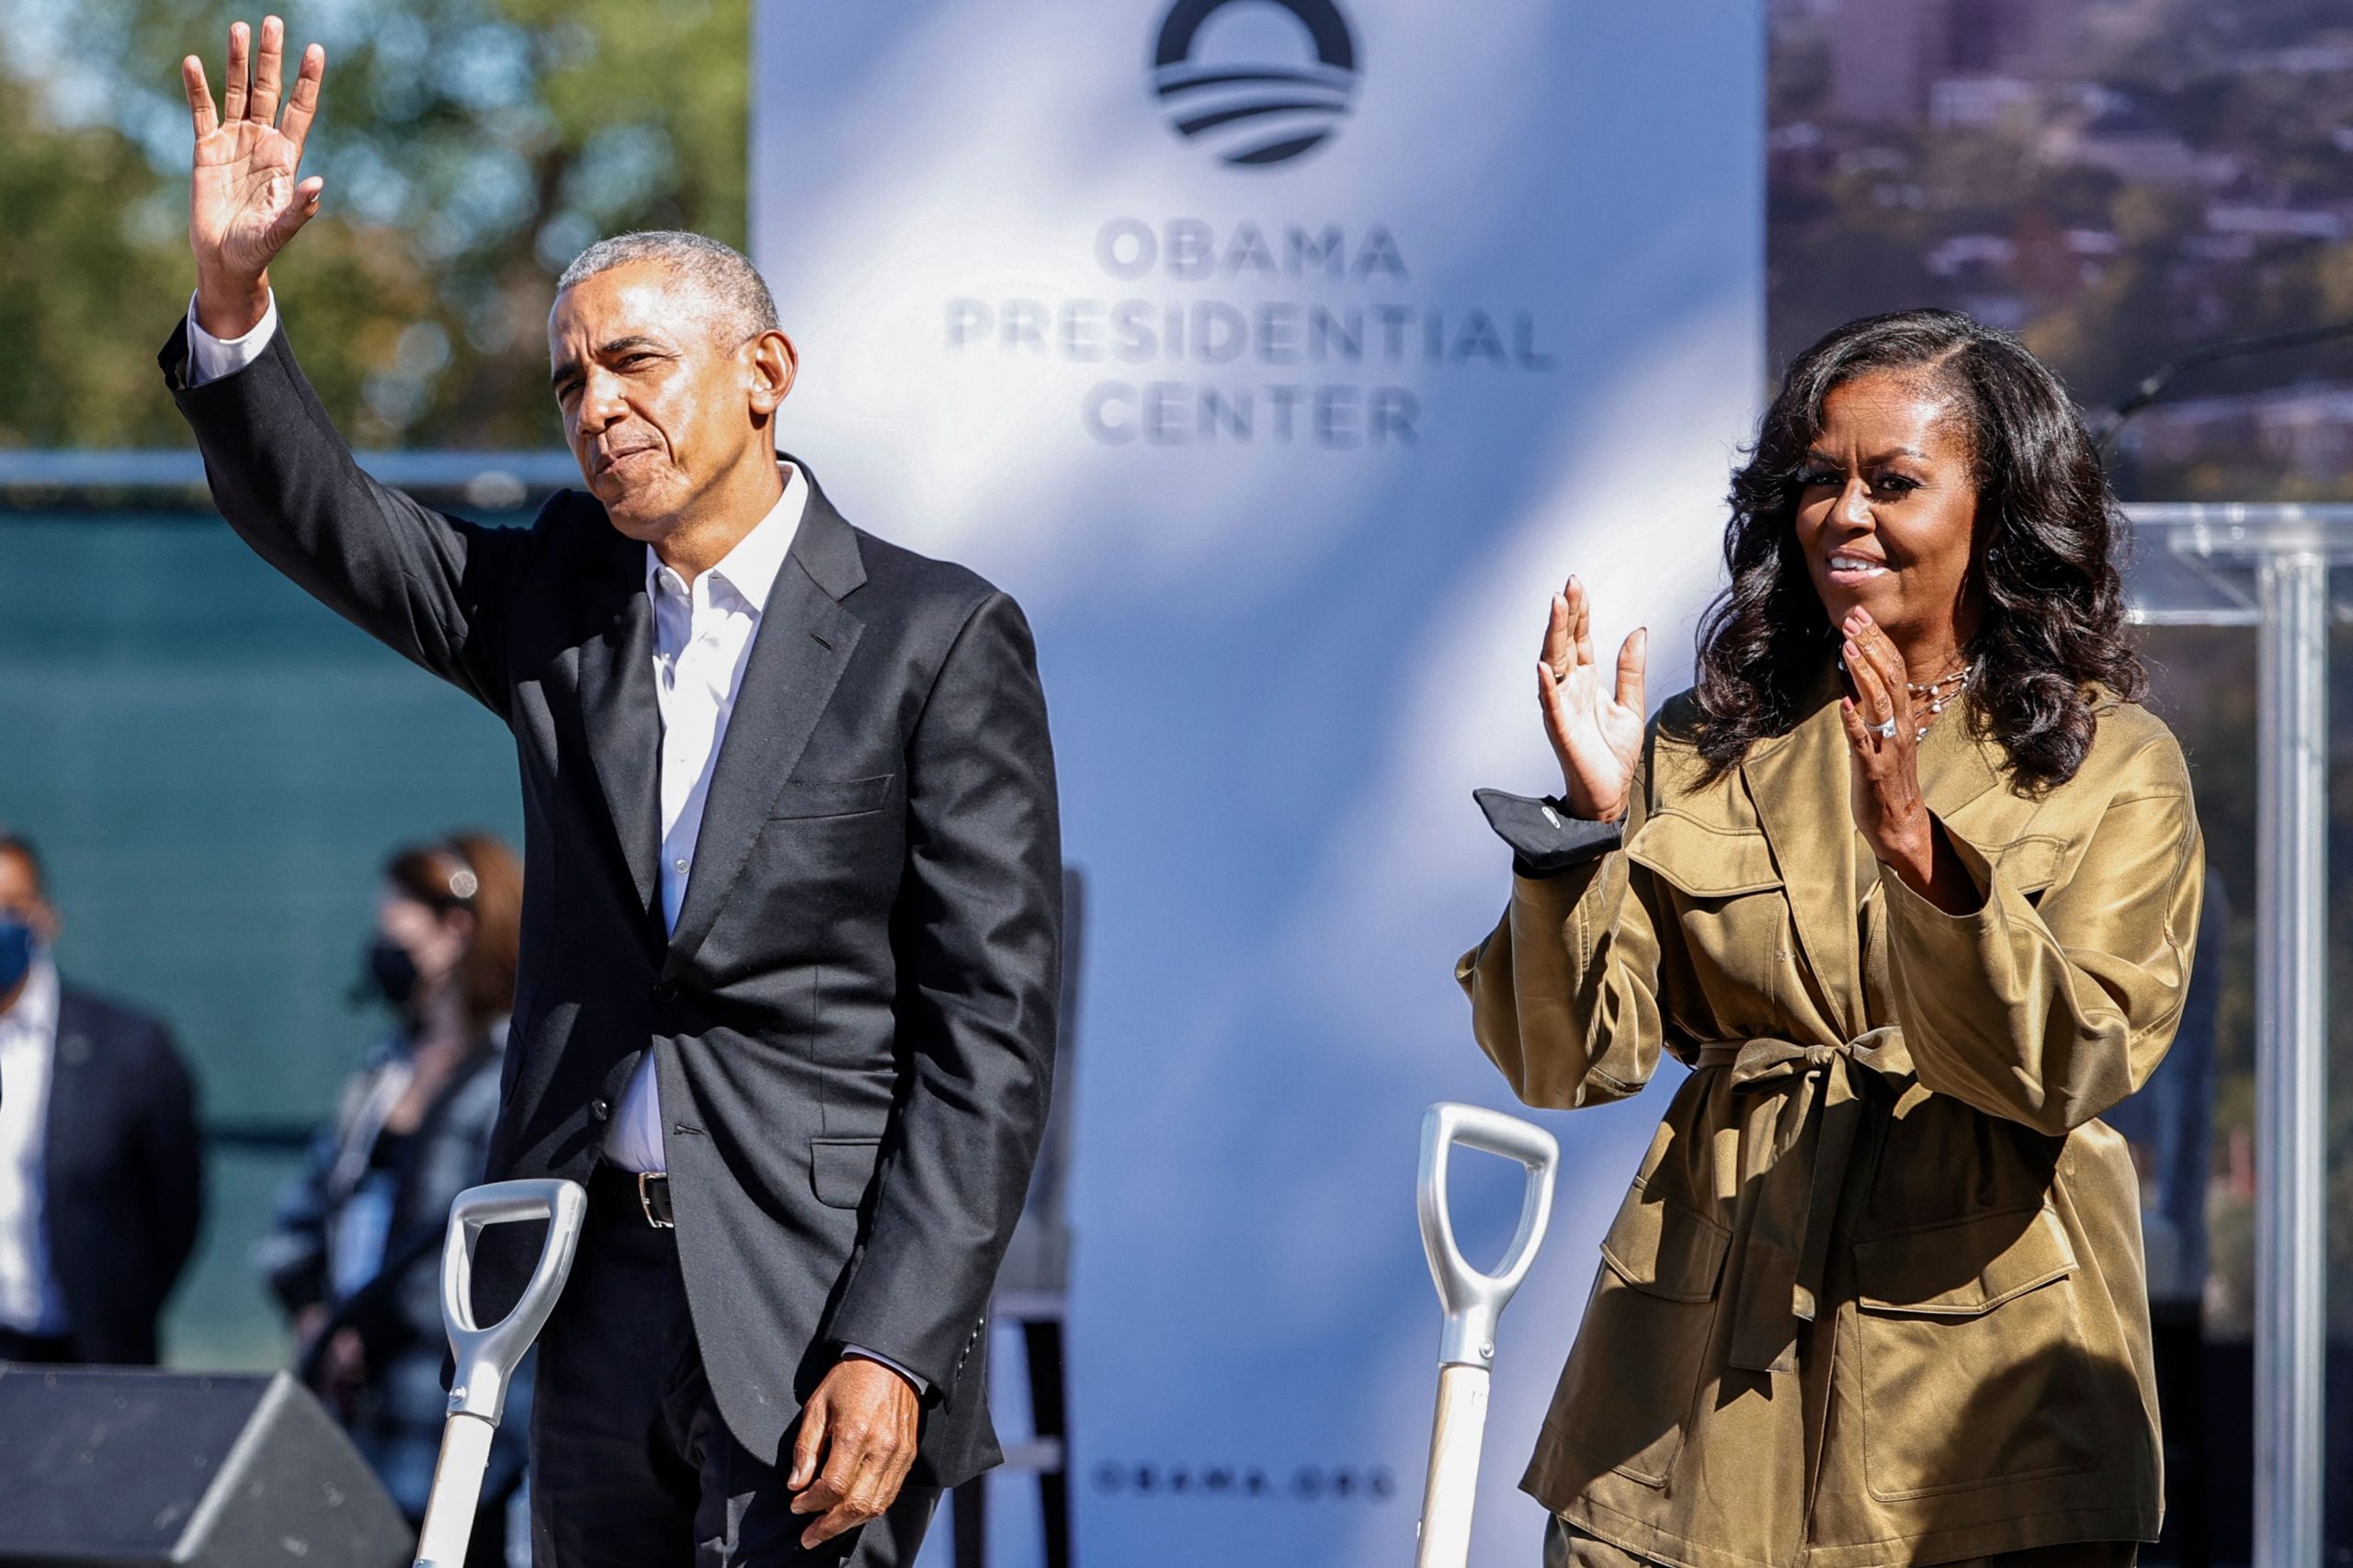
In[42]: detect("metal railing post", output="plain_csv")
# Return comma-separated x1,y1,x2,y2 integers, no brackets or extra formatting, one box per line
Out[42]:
2252,551,2328,1568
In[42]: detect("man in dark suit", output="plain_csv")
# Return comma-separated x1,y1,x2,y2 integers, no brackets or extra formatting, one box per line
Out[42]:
165,20,1061,1566
0,832,205,1367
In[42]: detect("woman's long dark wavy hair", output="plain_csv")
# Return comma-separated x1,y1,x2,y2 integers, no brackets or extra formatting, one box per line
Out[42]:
1692,308,2144,792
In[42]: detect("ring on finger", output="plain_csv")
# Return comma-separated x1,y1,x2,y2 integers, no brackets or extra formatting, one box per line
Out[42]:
1871,715,1899,741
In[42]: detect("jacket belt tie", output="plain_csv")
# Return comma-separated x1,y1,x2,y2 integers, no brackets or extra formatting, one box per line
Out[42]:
1697,1028,1908,1375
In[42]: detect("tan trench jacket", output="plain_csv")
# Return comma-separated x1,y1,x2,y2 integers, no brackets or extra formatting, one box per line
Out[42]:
1457,676,2203,1568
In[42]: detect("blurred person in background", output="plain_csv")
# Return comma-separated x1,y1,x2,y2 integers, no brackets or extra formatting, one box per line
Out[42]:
256,832,528,1565
0,829,204,1366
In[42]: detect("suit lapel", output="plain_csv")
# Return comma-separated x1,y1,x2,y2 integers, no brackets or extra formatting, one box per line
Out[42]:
662,477,868,977
575,542,664,921
1741,667,1863,1039
40,990,95,1197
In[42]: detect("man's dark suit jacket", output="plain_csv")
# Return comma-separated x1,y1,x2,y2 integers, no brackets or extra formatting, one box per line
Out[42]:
40,984,204,1364
163,321,1062,1487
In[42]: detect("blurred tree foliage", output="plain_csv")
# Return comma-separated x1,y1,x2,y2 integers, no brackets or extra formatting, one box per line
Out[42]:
0,0,747,449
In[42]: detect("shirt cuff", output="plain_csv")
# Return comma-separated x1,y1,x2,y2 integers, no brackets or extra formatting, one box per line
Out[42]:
842,1345,929,1396
1473,787,1624,877
186,288,280,386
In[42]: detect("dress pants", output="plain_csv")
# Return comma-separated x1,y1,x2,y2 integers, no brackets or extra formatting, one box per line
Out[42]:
530,1167,938,1568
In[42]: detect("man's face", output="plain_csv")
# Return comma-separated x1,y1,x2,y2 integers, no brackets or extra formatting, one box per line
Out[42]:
547,261,786,541
0,849,56,946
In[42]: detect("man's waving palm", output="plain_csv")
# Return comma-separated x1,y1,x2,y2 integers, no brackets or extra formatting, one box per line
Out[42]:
184,17,324,339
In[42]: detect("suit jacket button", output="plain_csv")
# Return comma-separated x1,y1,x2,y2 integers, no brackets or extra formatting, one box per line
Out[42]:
651,980,677,1003
591,1098,612,1121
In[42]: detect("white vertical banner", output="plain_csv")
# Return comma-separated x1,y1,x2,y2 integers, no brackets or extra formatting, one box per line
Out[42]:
753,4,1762,1563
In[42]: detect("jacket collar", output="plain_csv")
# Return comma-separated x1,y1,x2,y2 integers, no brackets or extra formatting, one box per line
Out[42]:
1737,660,2011,1038
641,461,810,615
576,455,869,951
659,462,867,976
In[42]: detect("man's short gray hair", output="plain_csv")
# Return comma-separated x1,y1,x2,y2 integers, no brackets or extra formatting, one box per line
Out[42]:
554,231,782,343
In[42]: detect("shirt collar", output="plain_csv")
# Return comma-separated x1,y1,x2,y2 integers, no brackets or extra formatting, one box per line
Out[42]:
0,957,59,1043
644,461,810,615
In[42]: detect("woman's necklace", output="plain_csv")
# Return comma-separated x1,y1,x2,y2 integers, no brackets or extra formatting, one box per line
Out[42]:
1905,665,1968,740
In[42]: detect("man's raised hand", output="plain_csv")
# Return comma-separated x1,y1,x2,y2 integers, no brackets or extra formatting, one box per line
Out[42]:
184,17,324,338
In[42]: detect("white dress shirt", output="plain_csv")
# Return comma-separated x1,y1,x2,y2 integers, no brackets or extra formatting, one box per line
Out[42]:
0,959,68,1335
186,297,922,1389
605,463,807,1172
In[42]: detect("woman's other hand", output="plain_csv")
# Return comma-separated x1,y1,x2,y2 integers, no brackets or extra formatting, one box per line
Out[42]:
319,1325,367,1396
1837,606,1927,864
294,1303,367,1415
1838,607,1978,912
1539,574,1646,822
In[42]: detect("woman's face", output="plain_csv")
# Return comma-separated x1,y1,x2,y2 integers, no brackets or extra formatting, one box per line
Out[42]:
375,887,469,992
1791,369,1983,659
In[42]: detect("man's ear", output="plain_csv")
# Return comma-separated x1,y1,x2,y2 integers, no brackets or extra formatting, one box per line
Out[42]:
748,329,798,420
31,902,59,947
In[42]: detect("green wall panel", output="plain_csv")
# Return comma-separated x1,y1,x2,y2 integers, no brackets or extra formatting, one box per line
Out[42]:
0,510,526,1367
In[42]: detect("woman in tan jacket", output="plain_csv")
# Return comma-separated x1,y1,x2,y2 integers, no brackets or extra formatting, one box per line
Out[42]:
1459,309,2200,1568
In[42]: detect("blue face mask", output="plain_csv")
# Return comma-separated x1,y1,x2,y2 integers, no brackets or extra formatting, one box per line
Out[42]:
0,916,33,995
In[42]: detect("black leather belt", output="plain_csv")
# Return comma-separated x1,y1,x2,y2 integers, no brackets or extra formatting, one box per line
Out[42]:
591,1163,675,1229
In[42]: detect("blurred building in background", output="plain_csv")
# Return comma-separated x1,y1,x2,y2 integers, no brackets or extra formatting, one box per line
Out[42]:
1772,0,2353,503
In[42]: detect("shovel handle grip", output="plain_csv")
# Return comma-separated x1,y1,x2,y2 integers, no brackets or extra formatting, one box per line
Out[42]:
439,1177,587,1425
414,1179,585,1568
1416,1103,1558,1368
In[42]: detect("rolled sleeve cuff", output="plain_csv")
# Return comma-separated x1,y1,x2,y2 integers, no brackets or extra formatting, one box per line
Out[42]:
1879,817,1996,929
843,1344,929,1396
1473,787,1623,878
185,289,280,386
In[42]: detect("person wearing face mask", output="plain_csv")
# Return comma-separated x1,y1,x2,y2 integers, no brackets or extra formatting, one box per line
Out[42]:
254,832,529,1560
0,829,204,1367
1460,311,2200,1565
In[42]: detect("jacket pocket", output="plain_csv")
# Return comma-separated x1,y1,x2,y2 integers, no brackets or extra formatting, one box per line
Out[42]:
771,774,894,821
811,1137,883,1209
1991,833,2067,903
1625,811,1785,1019
1543,1181,1732,1488
1852,1205,2097,1501
1626,812,1782,897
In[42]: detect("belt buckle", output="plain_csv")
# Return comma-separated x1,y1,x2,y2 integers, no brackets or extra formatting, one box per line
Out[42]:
637,1171,674,1230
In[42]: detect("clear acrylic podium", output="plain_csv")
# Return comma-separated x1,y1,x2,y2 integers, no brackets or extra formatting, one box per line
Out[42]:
2125,504,2350,1568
